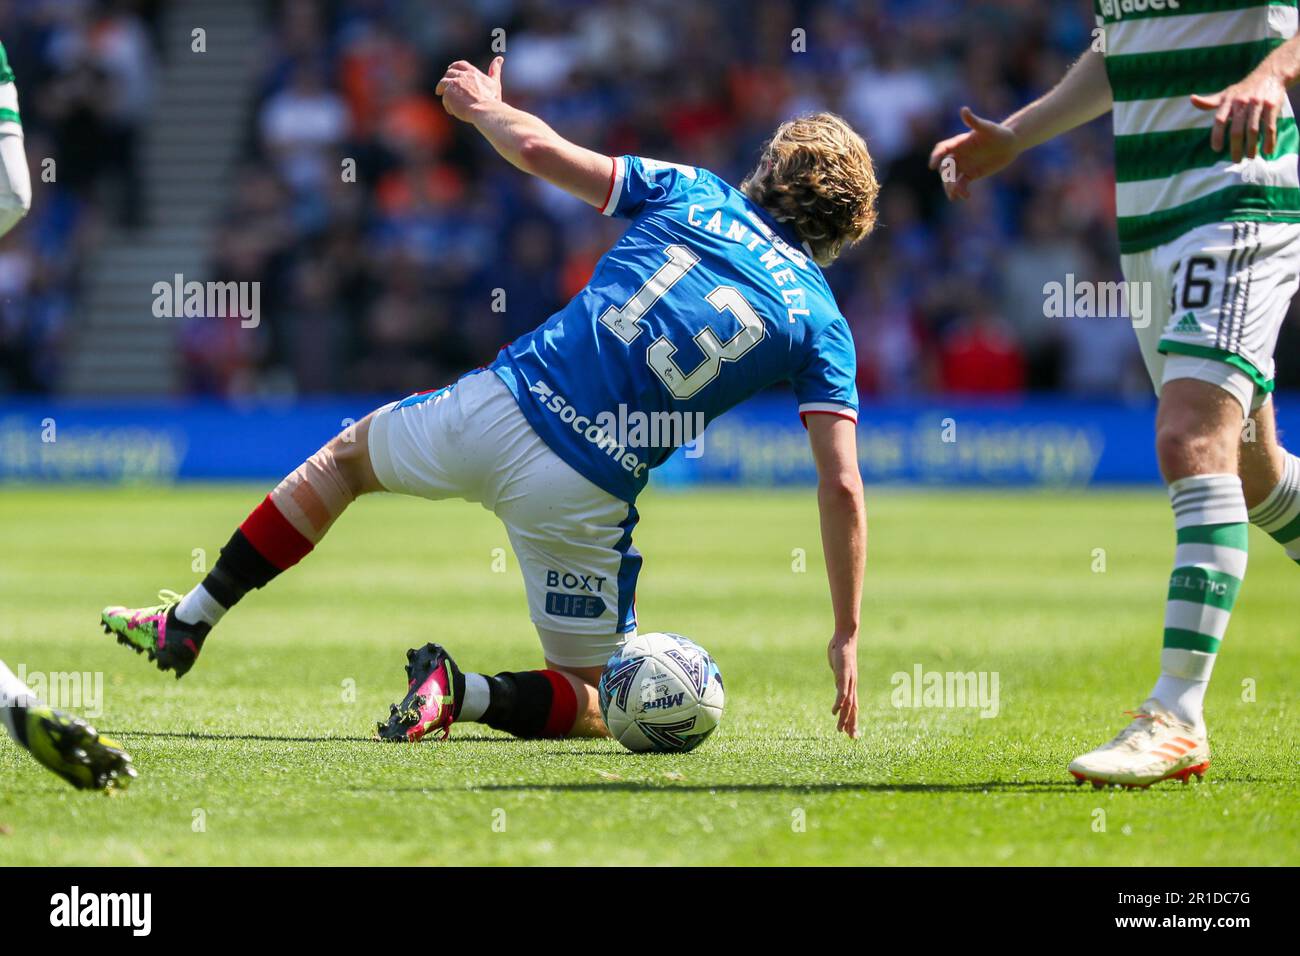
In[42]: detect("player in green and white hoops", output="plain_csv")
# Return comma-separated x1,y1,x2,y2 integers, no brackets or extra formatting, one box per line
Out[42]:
0,39,28,234
931,1,1300,787
0,40,135,791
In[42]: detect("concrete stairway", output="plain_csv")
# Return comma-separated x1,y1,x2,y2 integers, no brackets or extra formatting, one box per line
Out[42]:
61,0,265,396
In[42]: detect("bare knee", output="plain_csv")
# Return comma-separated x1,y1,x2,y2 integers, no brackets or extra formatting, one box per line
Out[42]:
1156,425,1226,477
1155,380,1242,482
328,416,382,498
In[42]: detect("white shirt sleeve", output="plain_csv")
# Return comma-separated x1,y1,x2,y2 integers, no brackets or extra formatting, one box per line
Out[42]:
0,82,30,238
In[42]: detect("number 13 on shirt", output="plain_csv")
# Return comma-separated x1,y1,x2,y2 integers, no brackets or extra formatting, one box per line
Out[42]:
600,244,767,400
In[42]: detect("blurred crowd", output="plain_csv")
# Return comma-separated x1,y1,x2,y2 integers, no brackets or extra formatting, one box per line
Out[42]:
197,0,1171,399
0,0,160,393
6,0,1300,398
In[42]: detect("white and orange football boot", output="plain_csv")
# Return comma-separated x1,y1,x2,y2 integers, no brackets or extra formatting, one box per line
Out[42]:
1068,698,1210,789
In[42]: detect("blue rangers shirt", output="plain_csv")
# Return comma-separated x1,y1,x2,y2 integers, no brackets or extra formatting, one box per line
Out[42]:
492,155,858,503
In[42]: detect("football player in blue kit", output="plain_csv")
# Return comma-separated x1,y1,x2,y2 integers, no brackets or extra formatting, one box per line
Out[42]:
100,56,879,744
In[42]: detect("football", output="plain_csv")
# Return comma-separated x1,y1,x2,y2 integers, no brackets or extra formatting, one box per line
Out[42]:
598,633,724,753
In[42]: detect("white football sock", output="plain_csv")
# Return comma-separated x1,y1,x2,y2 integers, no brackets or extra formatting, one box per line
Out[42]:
459,672,491,722
1149,473,1249,730
1150,674,1208,729
1248,452,1300,562
0,659,38,741
175,583,227,627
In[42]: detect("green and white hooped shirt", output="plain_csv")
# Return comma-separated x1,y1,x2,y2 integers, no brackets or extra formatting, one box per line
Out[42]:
0,40,19,128
1097,0,1300,253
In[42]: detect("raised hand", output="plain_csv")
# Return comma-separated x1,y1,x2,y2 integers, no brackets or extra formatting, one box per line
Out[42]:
436,56,505,123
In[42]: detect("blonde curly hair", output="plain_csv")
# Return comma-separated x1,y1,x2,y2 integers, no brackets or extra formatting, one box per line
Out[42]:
741,112,878,266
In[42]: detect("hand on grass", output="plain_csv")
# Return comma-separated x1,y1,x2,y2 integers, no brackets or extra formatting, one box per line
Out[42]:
828,632,859,739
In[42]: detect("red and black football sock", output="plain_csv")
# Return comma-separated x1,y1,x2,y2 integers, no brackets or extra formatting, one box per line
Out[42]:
200,495,314,611
471,671,578,739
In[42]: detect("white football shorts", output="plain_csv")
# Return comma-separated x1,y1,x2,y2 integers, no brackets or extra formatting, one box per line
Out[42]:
1123,220,1300,416
366,369,640,668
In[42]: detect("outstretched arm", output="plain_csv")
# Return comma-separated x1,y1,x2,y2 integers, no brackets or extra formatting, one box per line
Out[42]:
437,56,613,208
807,414,866,739
929,48,1111,200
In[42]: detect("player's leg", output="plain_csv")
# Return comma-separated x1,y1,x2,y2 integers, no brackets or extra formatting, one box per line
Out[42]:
433,504,638,741
1070,222,1281,787
458,659,609,739
1241,398,1300,563
376,377,636,742
544,662,609,737
1231,222,1300,560
1119,240,1243,732
377,541,634,743
1148,375,1249,725
377,641,610,742
439,626,620,740
100,413,385,677
1071,375,1244,787
0,659,135,790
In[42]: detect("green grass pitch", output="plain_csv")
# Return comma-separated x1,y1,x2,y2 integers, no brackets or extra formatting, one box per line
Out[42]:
0,485,1296,866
